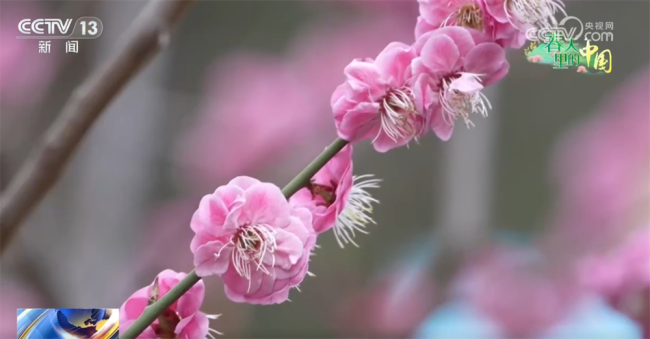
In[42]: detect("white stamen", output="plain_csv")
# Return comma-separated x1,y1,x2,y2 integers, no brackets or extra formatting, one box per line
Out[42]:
334,174,381,248
439,74,492,128
505,0,566,29
205,314,223,338
227,224,278,292
373,87,421,144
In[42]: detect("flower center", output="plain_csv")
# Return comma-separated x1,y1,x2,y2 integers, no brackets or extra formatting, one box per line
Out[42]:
439,74,491,128
152,308,181,339
376,87,420,143
230,224,277,285
308,180,337,207
456,4,484,30
505,0,565,29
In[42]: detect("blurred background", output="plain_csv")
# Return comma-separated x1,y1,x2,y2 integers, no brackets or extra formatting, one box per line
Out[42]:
0,0,648,338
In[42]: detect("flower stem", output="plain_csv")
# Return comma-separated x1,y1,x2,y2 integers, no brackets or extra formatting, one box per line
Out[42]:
120,137,348,339
282,138,348,198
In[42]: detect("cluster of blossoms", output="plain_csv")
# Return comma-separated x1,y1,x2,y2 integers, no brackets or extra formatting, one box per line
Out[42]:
119,0,570,336
334,0,568,152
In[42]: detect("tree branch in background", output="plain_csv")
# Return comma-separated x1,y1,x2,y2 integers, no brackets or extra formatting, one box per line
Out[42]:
0,0,194,255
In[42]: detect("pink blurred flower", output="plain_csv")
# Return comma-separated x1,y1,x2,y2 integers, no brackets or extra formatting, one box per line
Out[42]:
175,54,327,190
119,269,220,339
577,65,587,73
137,200,198,275
190,176,316,304
290,144,380,247
529,55,543,63
0,3,59,111
331,42,432,152
334,243,437,337
1,281,44,338
549,66,650,254
458,245,584,338
416,0,526,48
412,26,509,140
580,227,650,336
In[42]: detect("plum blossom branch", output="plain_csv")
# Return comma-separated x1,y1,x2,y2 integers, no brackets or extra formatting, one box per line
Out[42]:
0,0,193,255
281,138,349,197
120,137,349,339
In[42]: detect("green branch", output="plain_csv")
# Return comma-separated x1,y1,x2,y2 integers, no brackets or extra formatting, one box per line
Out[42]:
120,137,348,339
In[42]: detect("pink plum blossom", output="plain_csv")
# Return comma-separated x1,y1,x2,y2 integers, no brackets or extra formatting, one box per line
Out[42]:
416,0,526,49
529,55,543,63
331,42,432,152
458,245,584,338
289,144,380,247
119,270,220,339
412,26,509,140
483,0,566,33
577,65,587,73
190,176,317,304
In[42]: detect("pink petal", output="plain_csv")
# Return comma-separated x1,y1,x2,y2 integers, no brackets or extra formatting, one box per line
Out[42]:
228,176,260,190
412,73,435,125
156,269,184,296
343,60,386,98
264,229,304,270
374,42,416,86
190,194,232,237
420,35,460,74
464,43,507,78
120,287,150,319
214,184,244,209
193,241,232,278
450,73,484,93
239,182,291,226
176,279,206,318
338,102,381,142
176,312,209,339
430,105,454,141
222,267,264,301
372,130,411,153
482,60,509,86
415,16,437,39
190,230,217,253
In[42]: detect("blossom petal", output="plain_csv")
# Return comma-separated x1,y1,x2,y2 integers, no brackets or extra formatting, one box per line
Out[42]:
430,106,454,141
420,35,460,74
375,42,416,86
338,102,381,142
176,279,206,318
228,176,261,190
343,60,386,100
176,312,209,339
238,182,291,226
464,43,507,79
193,241,232,277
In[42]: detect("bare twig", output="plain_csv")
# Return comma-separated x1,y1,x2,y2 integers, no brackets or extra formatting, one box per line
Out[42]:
0,0,193,255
